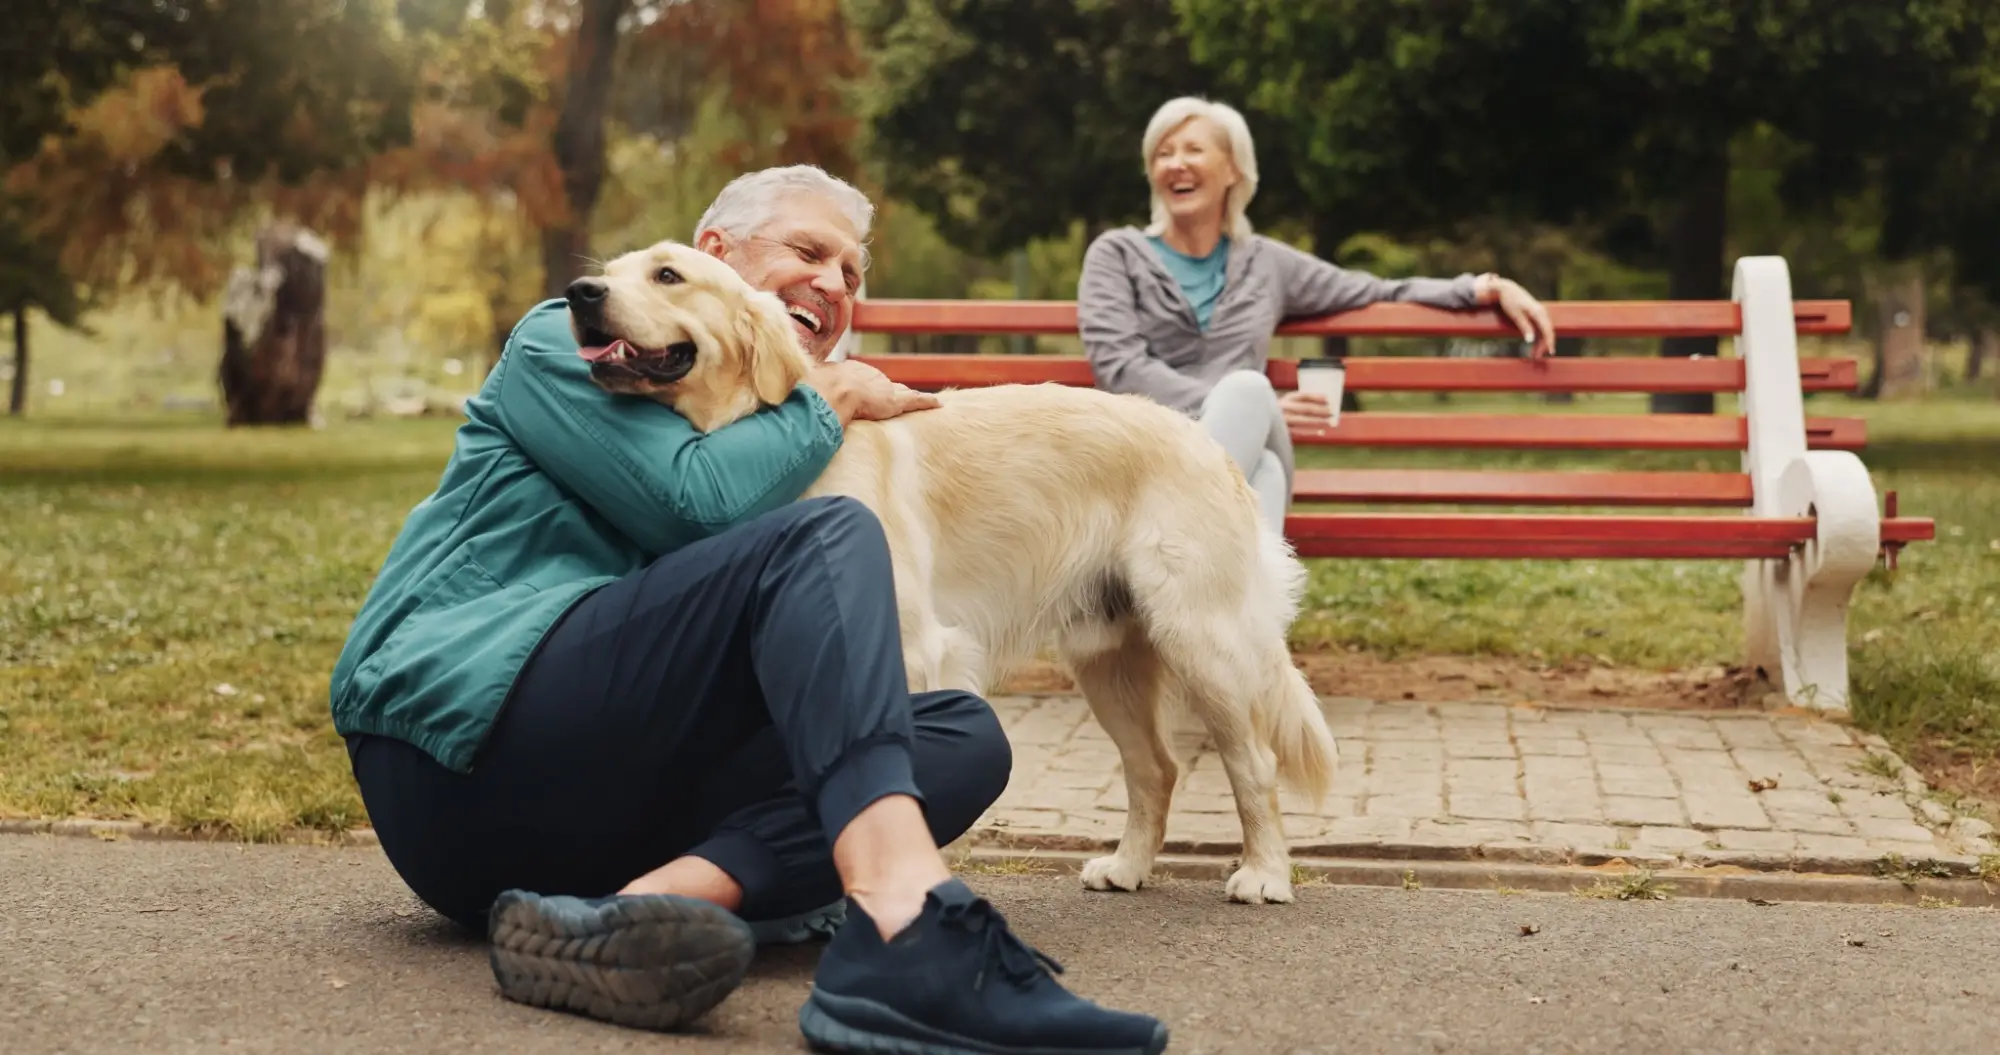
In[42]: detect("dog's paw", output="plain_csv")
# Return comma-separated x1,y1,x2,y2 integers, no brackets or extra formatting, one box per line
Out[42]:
1225,864,1296,905
1080,854,1151,893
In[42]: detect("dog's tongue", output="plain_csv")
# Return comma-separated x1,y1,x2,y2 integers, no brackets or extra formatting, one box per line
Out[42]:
578,339,632,364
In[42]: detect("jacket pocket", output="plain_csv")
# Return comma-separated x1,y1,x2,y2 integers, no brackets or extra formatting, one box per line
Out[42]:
351,549,512,687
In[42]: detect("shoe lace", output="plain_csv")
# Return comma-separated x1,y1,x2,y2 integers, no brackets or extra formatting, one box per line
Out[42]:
938,896,1064,990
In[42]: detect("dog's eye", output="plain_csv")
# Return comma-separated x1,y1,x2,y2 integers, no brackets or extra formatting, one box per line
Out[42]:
654,267,683,285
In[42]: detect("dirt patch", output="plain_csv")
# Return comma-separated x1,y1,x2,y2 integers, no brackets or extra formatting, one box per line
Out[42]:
1899,742,2000,818
994,648,1764,712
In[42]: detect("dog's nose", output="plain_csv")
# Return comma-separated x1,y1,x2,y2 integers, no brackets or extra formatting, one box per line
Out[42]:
566,278,608,307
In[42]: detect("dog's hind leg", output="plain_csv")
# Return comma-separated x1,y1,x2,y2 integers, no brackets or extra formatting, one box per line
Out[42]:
1059,626,1175,894
1152,620,1314,905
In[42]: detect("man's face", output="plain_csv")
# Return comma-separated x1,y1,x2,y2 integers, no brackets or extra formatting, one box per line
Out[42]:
697,192,865,361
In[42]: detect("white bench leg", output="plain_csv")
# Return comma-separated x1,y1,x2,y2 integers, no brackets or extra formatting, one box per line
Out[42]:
1743,452,1882,711
1732,256,1878,712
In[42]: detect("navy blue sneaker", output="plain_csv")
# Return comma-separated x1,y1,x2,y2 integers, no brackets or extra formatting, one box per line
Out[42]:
798,879,1169,1055
487,889,755,1031
748,897,849,945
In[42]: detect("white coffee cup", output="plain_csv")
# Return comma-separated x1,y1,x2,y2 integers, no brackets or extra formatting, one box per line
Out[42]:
1294,359,1345,426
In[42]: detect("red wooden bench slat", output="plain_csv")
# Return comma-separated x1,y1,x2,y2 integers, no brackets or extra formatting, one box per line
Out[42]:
1262,357,1859,393
854,354,1858,393
857,355,1100,388
851,299,1854,338
1280,514,1935,560
1286,513,1820,543
1287,538,1805,560
1289,469,1756,507
1287,414,1865,451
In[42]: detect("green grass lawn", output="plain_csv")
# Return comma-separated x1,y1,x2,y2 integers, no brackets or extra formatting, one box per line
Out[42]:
4,390,1998,838
0,416,459,839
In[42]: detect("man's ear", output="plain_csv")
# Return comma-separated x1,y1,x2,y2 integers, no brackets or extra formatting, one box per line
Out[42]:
695,229,730,261
738,292,811,407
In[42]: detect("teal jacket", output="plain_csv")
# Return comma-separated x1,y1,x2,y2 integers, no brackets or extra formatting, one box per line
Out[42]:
328,298,844,773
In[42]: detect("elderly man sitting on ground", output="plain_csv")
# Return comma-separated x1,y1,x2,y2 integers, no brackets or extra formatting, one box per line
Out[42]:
329,164,1169,1055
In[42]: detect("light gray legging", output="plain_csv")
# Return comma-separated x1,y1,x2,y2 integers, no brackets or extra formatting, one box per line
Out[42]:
1197,369,1293,534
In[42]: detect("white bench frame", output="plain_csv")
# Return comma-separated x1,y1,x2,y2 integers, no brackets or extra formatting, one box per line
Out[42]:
1735,257,1883,712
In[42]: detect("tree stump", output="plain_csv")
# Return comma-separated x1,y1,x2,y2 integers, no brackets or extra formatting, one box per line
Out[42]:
219,222,330,426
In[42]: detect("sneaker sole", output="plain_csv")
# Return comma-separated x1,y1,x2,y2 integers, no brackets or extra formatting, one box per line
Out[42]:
488,890,754,1032
799,989,1170,1055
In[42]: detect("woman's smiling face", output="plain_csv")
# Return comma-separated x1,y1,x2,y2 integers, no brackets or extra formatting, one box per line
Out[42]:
1149,115,1240,230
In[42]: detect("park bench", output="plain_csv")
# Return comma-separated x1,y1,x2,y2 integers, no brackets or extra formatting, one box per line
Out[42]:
844,256,1935,713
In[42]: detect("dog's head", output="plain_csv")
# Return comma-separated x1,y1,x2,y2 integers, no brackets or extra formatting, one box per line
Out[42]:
565,240,811,432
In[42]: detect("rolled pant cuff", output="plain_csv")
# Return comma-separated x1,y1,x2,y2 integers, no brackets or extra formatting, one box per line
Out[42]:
815,736,923,845
685,828,785,911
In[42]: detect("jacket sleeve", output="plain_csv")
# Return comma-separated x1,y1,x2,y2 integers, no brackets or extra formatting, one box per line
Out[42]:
1267,237,1481,318
491,300,844,555
1077,235,1214,415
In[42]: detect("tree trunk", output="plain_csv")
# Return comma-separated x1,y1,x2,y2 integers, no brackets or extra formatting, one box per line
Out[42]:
1537,260,1580,404
8,307,25,417
1650,150,1729,414
540,0,629,298
1965,327,1994,383
1009,249,1032,356
1311,212,1361,412
488,314,513,380
218,223,331,426
1873,262,1928,400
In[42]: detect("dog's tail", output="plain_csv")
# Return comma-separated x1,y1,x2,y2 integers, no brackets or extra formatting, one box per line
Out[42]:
1251,521,1340,803
1265,662,1339,804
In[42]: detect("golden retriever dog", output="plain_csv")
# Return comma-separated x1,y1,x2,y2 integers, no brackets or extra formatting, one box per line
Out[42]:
563,240,1339,904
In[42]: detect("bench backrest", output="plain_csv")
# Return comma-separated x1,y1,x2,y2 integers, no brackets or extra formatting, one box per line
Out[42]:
845,267,1861,457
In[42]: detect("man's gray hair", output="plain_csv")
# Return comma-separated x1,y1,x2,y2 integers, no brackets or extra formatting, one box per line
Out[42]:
694,164,876,251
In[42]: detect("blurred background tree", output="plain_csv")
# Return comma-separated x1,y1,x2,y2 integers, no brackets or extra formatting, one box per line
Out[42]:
4,0,1997,420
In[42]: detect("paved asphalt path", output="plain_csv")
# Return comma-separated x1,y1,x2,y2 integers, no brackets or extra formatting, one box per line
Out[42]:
5,834,1997,1054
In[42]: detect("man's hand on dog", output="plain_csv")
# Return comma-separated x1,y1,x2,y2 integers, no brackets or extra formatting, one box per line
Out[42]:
804,360,941,425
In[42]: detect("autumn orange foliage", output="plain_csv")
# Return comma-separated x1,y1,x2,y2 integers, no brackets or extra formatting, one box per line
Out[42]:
4,0,878,304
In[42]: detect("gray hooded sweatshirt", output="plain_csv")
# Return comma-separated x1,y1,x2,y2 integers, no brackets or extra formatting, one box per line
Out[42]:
1077,226,1480,415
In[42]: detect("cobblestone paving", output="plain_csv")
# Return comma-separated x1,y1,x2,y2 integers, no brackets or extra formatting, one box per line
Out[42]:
972,695,1998,876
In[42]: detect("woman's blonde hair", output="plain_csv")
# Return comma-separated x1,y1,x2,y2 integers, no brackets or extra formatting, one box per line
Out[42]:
1141,96,1259,242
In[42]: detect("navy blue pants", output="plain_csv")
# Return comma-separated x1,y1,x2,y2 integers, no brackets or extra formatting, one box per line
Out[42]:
347,496,1013,932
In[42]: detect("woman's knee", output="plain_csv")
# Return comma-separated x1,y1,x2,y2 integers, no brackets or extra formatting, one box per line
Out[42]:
1202,368,1279,412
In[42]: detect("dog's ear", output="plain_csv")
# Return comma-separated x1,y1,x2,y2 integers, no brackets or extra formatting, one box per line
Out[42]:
738,291,812,407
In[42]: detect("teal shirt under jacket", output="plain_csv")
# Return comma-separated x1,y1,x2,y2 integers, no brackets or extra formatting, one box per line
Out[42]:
327,298,844,773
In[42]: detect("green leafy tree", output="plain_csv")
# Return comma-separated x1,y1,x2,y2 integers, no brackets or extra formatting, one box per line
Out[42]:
1,1,557,415
850,0,1324,258
1176,0,2000,411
